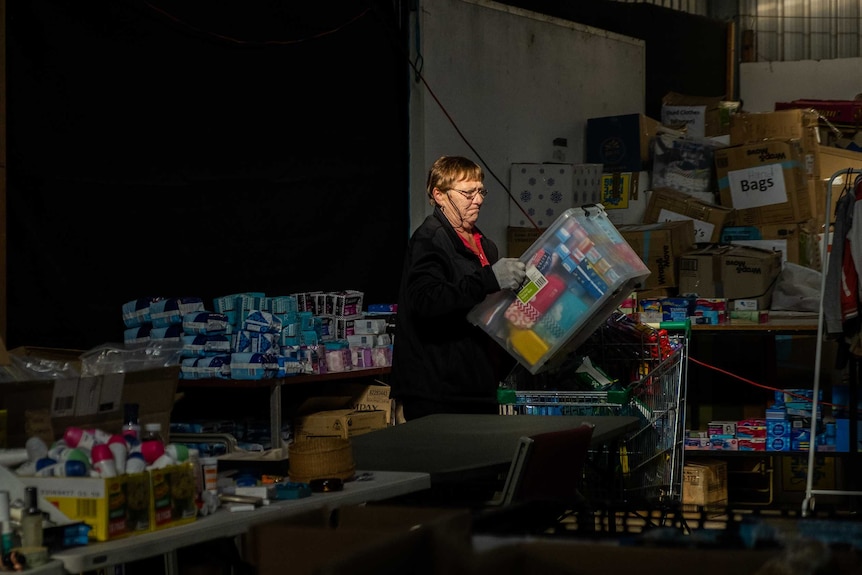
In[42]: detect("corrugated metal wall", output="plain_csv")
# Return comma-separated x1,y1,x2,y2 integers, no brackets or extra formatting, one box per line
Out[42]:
612,0,862,61
739,0,861,61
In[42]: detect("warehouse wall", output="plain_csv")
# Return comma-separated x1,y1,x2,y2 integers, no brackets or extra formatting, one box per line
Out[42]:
740,58,862,112
408,0,646,249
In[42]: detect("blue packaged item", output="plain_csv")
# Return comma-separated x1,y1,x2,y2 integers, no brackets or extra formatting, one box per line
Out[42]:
122,297,162,328
183,311,230,335
151,297,205,328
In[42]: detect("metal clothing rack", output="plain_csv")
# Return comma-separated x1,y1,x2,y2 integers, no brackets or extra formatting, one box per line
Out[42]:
802,168,862,516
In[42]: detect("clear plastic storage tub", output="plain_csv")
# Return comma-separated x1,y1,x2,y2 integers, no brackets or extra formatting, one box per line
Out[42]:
467,205,650,374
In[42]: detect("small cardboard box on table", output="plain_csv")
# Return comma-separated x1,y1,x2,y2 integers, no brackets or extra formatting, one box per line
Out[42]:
293,395,388,440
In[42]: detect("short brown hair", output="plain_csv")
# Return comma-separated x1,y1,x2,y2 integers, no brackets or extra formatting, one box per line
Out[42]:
425,156,484,206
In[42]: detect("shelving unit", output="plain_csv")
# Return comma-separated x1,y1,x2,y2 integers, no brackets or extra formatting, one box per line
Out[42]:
683,315,861,510
177,366,391,448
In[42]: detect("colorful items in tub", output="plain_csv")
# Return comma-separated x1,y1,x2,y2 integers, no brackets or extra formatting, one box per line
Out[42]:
468,206,650,373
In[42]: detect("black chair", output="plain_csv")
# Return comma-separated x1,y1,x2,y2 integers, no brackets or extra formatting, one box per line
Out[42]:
477,422,596,535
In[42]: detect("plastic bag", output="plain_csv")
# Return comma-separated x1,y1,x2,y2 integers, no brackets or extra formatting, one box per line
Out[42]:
770,262,821,312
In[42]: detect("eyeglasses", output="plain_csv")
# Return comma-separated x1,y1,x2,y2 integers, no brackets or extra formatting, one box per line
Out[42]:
448,187,488,200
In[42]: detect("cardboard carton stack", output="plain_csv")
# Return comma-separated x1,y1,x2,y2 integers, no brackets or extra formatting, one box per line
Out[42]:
502,99,857,319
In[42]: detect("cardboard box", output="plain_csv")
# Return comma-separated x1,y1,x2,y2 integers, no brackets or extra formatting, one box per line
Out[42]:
644,187,734,243
217,447,290,477
814,145,862,223
678,244,783,310
776,99,862,144
818,144,862,179
243,504,472,575
294,396,387,439
601,171,651,226
714,139,813,225
24,472,153,541
507,226,546,258
781,455,836,492
0,341,179,448
720,222,805,265
682,459,728,506
661,91,734,138
148,462,198,532
509,163,575,228
730,108,822,180
328,381,393,424
618,220,696,289
586,113,664,172
572,163,603,206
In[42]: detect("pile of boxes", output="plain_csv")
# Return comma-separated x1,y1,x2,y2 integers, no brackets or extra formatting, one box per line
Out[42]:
507,98,859,318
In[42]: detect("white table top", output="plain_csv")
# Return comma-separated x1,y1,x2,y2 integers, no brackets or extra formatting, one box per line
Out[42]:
50,469,430,573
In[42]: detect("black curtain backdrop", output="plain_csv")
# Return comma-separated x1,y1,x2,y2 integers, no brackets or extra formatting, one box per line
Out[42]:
6,1,409,350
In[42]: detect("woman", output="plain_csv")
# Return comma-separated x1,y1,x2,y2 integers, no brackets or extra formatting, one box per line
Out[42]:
390,156,526,420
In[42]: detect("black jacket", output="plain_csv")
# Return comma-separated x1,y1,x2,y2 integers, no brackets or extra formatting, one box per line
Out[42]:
390,207,515,419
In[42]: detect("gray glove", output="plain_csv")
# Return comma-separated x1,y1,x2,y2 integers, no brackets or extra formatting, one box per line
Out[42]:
492,258,527,290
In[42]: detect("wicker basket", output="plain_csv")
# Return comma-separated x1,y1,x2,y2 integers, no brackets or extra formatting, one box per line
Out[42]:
288,437,355,483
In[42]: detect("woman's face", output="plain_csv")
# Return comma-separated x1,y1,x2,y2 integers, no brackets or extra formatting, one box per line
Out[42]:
439,178,486,230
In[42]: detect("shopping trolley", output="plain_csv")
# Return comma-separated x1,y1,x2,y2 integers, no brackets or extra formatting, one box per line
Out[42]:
498,313,689,508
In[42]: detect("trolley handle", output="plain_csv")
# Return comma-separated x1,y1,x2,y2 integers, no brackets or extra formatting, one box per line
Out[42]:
659,319,691,336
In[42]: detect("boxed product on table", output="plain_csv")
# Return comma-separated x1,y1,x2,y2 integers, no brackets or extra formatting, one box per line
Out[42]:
23,462,197,542
468,206,651,374
149,462,198,531
293,396,388,440
23,472,152,541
